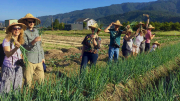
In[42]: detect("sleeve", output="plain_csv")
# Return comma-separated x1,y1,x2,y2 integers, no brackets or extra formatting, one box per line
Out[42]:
2,39,10,47
23,33,34,50
81,35,88,45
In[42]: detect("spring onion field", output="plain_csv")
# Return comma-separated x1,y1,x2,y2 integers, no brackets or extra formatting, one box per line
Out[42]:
0,30,179,100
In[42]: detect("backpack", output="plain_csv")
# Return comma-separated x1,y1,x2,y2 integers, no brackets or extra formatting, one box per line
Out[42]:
0,40,12,67
0,44,5,67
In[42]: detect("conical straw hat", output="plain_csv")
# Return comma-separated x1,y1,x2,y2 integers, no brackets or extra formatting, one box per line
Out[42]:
18,13,41,25
88,23,101,31
148,24,155,29
137,21,145,27
152,41,160,46
6,22,27,34
113,20,123,26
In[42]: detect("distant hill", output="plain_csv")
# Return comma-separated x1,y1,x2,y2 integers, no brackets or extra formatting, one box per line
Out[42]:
96,10,180,25
37,0,180,26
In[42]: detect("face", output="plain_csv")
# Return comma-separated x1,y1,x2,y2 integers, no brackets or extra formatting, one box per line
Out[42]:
12,25,21,36
128,32,131,35
27,19,35,28
91,28,95,34
115,25,120,29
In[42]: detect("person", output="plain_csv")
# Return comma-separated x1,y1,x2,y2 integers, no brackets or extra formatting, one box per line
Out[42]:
104,20,127,61
0,23,26,93
139,30,147,54
18,13,45,87
132,25,145,56
80,23,101,73
122,29,138,59
149,41,160,52
145,15,155,52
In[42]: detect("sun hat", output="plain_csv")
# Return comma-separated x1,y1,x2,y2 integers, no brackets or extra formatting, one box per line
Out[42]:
136,21,145,27
113,20,123,26
147,24,155,29
18,13,41,25
152,41,160,46
6,22,27,34
88,23,101,31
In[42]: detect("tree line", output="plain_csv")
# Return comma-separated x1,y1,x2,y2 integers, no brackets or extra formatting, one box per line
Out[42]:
118,21,180,31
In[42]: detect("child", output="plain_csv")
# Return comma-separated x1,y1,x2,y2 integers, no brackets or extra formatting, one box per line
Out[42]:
150,41,160,52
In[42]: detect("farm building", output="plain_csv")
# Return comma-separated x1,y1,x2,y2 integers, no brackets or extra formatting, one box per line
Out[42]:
5,19,18,27
64,24,83,31
75,18,96,30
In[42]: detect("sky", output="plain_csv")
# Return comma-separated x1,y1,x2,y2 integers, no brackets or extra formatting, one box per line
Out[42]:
0,0,157,21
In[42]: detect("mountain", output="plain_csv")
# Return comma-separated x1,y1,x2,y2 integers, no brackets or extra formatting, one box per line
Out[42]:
37,0,180,26
96,10,180,25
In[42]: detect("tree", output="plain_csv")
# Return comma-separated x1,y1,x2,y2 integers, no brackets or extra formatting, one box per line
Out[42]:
83,22,87,29
53,19,59,30
59,22,65,30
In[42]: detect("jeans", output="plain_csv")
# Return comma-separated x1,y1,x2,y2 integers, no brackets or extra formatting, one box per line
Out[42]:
108,46,119,61
80,52,98,72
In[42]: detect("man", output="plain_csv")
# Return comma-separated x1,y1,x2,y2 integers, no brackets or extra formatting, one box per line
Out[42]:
18,13,45,87
104,20,127,61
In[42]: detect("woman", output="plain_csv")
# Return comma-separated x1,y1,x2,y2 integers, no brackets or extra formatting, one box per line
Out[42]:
145,15,155,52
132,27,145,56
122,29,138,59
0,23,26,93
80,23,101,73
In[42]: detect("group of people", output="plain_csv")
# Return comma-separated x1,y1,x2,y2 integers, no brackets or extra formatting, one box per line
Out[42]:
80,14,160,71
1,13,45,93
0,13,160,94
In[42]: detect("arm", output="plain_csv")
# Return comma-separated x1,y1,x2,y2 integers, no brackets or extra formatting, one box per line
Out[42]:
146,15,150,29
3,41,21,58
150,35,155,40
80,45,85,58
124,33,138,41
104,22,113,33
94,37,101,49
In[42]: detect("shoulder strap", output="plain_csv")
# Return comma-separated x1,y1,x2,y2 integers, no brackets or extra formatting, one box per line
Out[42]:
10,39,13,65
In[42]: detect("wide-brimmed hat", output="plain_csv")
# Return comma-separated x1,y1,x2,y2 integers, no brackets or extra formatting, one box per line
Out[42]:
88,23,101,31
136,22,145,27
18,13,41,25
113,20,123,26
126,29,133,34
147,24,155,29
6,22,27,34
152,41,160,46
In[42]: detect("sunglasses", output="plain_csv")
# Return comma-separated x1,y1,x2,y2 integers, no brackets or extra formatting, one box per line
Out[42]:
13,27,21,30
28,21,35,23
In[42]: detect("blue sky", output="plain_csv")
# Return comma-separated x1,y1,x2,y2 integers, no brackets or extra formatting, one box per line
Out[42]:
0,0,157,21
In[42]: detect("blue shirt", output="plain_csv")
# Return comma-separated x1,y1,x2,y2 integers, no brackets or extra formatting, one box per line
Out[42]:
109,29,122,46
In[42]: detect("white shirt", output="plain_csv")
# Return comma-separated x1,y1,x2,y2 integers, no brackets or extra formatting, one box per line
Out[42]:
134,35,144,47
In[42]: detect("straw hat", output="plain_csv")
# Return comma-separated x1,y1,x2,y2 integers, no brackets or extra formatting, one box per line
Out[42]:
89,23,101,31
152,41,160,46
126,29,133,34
6,22,27,34
18,13,41,25
147,24,155,29
113,20,123,26
136,22,145,27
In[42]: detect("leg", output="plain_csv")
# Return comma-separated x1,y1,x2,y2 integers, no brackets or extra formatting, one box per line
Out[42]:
34,62,44,85
13,66,23,92
80,52,89,73
108,47,114,62
114,48,119,61
23,62,35,88
0,65,15,93
89,54,98,68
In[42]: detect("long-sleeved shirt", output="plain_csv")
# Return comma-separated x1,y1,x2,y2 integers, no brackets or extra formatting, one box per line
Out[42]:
23,28,44,64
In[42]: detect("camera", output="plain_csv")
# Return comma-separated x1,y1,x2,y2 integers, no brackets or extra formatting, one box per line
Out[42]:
112,40,120,48
15,59,26,67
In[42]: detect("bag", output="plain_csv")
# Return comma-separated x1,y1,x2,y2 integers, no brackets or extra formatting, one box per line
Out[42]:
0,44,5,67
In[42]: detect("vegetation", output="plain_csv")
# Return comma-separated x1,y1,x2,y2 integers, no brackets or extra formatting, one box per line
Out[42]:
0,39,180,100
